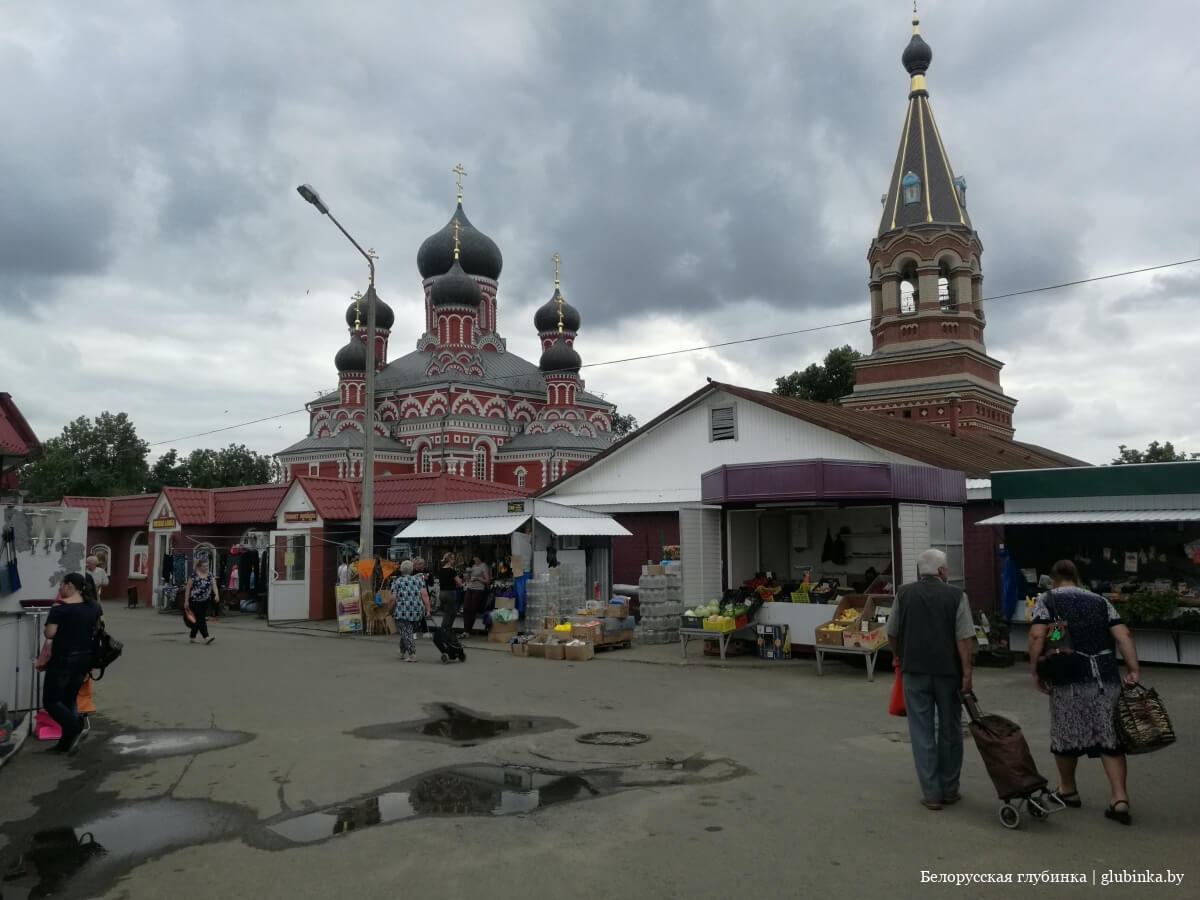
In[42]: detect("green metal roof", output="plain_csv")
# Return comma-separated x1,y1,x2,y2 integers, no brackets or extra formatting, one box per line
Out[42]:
991,462,1200,500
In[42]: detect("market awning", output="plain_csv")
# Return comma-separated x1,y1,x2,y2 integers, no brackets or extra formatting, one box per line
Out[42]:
978,510,1200,526
395,514,530,539
535,516,632,537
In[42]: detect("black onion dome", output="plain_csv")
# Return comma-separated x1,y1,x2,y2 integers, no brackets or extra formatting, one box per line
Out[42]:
430,259,483,308
534,288,581,334
539,336,581,373
416,204,503,280
334,335,367,372
902,31,932,77
344,293,395,330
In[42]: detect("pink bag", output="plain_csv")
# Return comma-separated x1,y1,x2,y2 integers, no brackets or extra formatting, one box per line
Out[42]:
35,710,62,741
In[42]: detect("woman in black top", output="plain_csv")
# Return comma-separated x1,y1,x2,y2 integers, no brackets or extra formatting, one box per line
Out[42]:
42,573,101,754
437,552,464,632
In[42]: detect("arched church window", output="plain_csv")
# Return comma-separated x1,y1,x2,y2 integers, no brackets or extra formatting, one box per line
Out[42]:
902,171,921,205
938,261,956,311
899,261,919,315
420,448,432,474
474,446,488,481
515,467,527,488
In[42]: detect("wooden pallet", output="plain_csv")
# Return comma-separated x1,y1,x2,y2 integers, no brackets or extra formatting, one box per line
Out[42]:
593,639,632,651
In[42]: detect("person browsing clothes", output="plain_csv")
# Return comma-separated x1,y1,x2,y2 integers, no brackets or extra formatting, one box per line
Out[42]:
887,548,976,811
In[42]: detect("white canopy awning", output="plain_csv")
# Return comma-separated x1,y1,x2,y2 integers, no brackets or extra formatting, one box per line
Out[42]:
978,510,1200,526
395,514,531,539
535,516,632,537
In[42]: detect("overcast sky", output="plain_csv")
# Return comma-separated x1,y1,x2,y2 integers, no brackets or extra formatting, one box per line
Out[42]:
2,0,1197,467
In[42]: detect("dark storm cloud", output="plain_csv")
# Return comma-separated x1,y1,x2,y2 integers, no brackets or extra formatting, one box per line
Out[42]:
3,0,1196,462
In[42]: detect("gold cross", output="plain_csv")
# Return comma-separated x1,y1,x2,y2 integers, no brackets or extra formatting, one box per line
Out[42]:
451,217,462,258
452,163,467,201
351,291,363,330
552,251,561,286
366,247,379,261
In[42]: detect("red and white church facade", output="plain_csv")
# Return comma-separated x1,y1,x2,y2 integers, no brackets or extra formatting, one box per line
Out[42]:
279,190,616,489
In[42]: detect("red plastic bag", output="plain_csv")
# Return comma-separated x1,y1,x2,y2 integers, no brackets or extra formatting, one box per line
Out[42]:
888,663,906,717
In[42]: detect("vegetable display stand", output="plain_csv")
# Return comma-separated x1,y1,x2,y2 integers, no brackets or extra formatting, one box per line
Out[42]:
813,644,884,681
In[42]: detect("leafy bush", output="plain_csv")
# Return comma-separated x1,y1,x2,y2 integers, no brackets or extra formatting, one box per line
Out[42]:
1123,591,1180,626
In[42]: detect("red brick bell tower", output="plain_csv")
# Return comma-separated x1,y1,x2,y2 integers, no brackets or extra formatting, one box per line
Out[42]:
842,10,1017,437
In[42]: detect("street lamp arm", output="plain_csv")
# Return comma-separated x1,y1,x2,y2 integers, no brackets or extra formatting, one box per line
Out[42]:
325,210,376,287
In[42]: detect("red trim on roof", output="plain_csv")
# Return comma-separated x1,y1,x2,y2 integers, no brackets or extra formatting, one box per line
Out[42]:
0,393,40,458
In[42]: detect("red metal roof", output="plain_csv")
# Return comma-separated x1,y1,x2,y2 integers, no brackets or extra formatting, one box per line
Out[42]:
160,487,215,524
0,393,40,458
212,483,289,524
62,496,112,528
285,474,530,521
110,495,157,527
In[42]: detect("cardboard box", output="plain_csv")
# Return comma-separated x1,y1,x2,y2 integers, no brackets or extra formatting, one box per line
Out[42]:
527,642,547,658
642,564,665,576
564,642,594,661
757,624,791,660
571,623,602,644
843,621,889,650
815,621,850,646
832,595,875,627
488,620,519,643
544,642,566,660
494,595,516,611
511,641,530,657
606,602,629,619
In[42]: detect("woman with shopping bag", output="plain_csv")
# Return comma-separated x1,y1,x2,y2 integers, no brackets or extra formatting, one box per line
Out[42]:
1028,560,1141,825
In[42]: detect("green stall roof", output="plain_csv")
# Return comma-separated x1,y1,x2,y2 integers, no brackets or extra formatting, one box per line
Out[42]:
992,462,1200,501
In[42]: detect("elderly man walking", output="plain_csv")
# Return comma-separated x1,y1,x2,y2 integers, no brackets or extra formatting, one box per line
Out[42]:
887,548,976,810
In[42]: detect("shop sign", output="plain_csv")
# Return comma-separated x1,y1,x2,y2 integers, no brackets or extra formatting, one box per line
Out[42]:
335,584,363,633
285,510,319,524
151,517,177,530
507,500,526,514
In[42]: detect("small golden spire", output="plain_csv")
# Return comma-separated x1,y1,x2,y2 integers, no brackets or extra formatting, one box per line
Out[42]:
552,251,561,287
351,290,363,330
451,218,461,259
912,0,920,33
451,163,467,203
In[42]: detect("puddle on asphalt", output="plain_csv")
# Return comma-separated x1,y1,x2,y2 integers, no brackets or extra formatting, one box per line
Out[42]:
1,798,256,900
265,765,599,844
108,729,253,759
348,702,573,746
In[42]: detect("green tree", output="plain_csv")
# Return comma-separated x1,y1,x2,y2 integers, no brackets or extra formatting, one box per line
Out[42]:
146,448,190,492
182,443,278,488
19,412,150,501
1112,441,1198,465
773,345,863,403
611,411,638,437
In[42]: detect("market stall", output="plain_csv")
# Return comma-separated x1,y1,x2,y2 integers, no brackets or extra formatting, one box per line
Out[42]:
698,459,967,662
982,462,1200,665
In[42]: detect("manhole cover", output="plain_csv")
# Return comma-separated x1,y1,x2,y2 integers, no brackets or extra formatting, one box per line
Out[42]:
575,731,650,746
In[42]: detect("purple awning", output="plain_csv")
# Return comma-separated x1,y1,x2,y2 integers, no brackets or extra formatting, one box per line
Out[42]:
700,459,966,506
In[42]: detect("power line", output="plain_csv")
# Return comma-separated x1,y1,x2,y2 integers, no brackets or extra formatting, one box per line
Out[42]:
147,255,1200,445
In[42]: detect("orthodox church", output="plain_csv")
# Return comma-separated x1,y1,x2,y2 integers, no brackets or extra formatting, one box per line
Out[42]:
278,174,616,489
842,10,1018,436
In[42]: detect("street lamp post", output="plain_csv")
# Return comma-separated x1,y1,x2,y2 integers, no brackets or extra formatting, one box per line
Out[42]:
296,184,377,565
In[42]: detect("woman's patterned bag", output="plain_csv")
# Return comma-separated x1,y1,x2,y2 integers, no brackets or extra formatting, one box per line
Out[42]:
1114,683,1176,755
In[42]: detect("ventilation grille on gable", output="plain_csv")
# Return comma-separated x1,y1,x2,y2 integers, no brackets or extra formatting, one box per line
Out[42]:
710,406,737,442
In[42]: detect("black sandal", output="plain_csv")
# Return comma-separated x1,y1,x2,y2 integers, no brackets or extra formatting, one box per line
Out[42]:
1104,800,1132,825
1053,789,1082,808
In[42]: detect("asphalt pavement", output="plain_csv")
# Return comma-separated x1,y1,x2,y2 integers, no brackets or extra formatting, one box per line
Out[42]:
1,605,1196,899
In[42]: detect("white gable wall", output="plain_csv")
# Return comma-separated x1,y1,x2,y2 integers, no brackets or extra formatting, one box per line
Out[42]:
544,390,928,503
